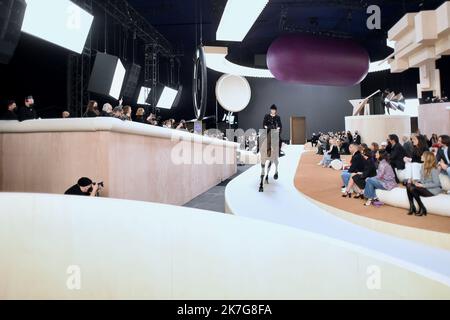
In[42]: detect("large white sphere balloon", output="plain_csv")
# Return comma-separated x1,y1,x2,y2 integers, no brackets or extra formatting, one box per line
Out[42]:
215,74,252,113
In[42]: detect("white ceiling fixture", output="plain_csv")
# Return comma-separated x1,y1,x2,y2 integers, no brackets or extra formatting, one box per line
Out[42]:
216,0,269,42
22,0,94,54
368,59,391,73
137,87,152,105
205,46,388,77
156,87,178,110
204,46,273,78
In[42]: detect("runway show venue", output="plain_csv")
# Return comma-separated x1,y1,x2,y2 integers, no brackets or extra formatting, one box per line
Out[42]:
0,0,450,309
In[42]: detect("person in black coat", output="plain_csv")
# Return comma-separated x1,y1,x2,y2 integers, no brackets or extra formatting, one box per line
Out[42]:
437,135,450,176
18,96,37,122
1,100,18,120
263,104,283,156
354,131,362,145
387,134,406,182
341,143,365,189
349,148,377,198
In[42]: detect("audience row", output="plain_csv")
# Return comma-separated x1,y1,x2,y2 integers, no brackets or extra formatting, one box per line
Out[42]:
315,130,449,217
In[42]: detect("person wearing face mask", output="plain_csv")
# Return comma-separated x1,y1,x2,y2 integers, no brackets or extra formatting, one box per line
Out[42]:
18,95,38,122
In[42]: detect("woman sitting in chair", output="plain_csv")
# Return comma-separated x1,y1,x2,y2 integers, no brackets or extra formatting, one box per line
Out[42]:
406,151,442,216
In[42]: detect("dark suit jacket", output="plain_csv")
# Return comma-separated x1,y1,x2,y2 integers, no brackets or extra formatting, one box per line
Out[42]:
389,143,406,170
348,151,365,173
437,147,450,165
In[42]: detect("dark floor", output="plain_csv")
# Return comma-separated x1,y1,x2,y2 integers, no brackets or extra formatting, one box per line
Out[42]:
183,165,252,213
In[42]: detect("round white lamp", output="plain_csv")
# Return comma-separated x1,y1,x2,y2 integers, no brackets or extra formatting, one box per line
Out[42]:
215,74,252,113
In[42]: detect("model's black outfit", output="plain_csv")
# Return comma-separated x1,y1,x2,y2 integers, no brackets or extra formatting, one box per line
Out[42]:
263,114,282,131
64,185,90,196
18,106,37,122
352,158,377,189
1,110,18,120
263,114,283,154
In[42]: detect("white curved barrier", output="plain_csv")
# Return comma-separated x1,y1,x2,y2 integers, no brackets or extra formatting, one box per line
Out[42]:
1,193,449,299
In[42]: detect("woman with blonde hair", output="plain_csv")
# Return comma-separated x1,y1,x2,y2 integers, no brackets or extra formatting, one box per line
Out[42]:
406,151,442,216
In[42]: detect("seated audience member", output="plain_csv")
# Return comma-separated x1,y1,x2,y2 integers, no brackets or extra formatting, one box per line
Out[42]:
346,148,377,199
364,150,398,206
380,141,388,151
163,119,173,129
100,103,113,117
321,138,340,168
406,151,442,216
146,113,158,126
437,135,450,176
429,134,439,148
354,131,361,145
403,133,429,181
135,108,146,123
84,100,100,118
402,135,414,157
122,105,132,121
310,133,319,147
112,106,124,119
62,111,70,119
64,177,102,197
387,134,407,183
370,142,379,158
176,119,187,130
18,96,38,122
1,100,18,120
341,143,365,189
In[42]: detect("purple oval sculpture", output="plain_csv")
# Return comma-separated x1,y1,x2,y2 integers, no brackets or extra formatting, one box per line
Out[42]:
267,34,370,86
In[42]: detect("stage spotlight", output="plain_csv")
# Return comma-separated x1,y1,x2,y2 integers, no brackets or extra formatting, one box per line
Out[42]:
137,87,152,105
22,0,93,54
156,86,178,110
88,53,126,100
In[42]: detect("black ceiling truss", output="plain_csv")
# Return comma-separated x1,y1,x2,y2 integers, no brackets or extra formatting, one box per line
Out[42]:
68,0,183,117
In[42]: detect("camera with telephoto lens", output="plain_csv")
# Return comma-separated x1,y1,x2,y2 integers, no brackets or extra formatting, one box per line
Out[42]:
93,181,104,188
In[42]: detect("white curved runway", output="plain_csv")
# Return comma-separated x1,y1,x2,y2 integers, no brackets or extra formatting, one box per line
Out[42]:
225,145,450,287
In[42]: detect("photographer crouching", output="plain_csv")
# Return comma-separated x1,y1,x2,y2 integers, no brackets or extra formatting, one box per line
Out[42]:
64,177,104,197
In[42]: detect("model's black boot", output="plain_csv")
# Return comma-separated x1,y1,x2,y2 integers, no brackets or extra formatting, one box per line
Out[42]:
259,176,264,192
406,190,417,215
274,172,279,180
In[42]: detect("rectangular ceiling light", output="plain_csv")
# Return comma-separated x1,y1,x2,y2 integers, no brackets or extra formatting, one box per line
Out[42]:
137,87,152,105
22,0,94,54
110,59,126,100
156,87,178,110
216,0,269,42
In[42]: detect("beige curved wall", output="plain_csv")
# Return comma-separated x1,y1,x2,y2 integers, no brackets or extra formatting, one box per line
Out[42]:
345,115,411,144
0,118,237,206
0,193,449,300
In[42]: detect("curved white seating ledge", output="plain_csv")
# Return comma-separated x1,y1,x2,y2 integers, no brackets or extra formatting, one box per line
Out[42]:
377,188,450,217
0,192,450,299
